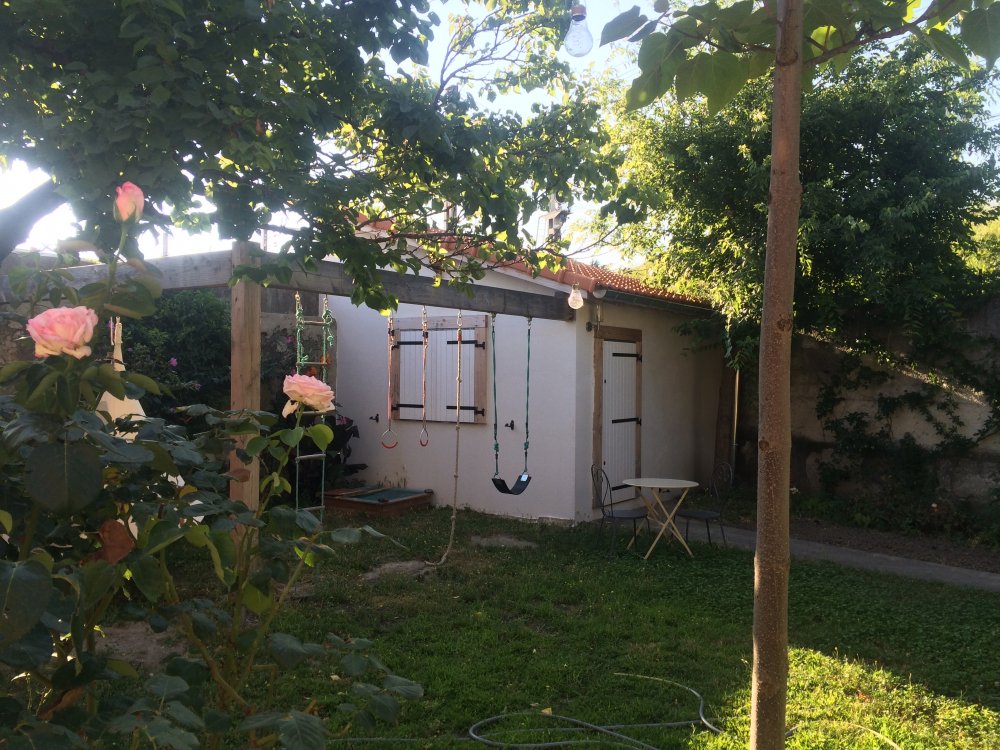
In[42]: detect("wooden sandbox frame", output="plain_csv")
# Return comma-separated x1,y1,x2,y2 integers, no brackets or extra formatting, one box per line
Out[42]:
323,486,434,518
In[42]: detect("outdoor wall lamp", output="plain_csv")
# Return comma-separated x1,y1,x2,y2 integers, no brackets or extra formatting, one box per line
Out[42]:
567,284,585,310
586,299,603,333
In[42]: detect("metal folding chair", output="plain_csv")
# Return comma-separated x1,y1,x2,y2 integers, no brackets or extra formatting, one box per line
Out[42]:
676,462,732,547
592,465,649,556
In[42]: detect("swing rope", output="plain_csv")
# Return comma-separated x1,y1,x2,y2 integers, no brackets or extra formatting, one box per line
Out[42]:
491,313,501,479
427,310,462,567
522,317,531,474
419,307,429,447
490,314,531,495
381,315,398,449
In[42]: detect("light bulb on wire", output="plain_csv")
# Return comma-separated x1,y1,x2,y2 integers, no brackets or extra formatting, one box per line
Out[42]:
567,284,585,310
563,5,594,58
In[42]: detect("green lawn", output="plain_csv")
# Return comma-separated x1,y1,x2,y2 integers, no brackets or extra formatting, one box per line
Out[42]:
264,508,999,749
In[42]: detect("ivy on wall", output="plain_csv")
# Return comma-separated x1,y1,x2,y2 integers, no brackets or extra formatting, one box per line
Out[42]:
815,338,1000,542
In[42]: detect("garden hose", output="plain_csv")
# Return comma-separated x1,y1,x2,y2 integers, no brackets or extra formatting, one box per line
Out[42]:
467,676,721,748
327,676,721,748
326,675,902,748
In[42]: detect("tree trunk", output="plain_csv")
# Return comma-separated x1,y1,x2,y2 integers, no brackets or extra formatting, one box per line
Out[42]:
0,181,66,262
749,0,803,747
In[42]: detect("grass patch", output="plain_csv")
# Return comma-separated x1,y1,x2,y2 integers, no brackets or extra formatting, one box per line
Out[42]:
234,508,1000,749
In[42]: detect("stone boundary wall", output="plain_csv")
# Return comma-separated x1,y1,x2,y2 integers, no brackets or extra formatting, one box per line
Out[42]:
737,300,1000,504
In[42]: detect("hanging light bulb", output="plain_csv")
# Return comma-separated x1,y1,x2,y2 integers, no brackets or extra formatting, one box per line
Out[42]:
567,284,585,310
563,5,594,58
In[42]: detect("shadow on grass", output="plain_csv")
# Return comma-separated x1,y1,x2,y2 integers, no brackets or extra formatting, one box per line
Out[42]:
264,508,998,749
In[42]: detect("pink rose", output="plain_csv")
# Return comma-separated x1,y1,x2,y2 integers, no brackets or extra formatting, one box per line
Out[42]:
282,373,334,417
26,306,99,359
114,182,144,223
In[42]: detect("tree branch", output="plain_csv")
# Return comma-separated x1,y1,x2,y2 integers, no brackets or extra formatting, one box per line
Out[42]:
807,0,964,67
0,181,67,263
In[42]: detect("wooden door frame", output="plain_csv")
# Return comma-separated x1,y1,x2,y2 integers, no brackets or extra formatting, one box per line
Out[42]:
592,326,642,506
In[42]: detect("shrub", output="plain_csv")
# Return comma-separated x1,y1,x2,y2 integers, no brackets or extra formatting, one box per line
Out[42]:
0,190,417,749
120,289,232,415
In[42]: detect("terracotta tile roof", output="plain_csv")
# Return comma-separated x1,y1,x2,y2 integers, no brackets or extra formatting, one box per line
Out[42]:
521,258,709,308
352,217,708,309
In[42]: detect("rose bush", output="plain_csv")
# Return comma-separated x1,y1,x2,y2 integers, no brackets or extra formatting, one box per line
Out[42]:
281,373,335,417
0,183,417,750
25,305,99,358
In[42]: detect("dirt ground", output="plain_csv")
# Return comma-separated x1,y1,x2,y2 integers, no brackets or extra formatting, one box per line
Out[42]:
99,622,183,675
784,517,1000,574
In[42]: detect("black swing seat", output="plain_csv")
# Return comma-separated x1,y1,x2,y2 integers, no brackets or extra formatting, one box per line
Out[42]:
492,473,531,495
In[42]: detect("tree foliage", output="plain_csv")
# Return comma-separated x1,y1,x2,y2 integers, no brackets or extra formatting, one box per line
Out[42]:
603,2,998,748
967,218,1000,274
605,45,1000,357
0,0,615,306
602,0,1000,115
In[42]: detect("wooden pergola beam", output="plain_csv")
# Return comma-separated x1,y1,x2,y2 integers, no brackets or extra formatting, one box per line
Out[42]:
1,246,576,512
28,251,575,321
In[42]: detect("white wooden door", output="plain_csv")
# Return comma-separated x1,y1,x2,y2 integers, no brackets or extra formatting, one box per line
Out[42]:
601,340,640,503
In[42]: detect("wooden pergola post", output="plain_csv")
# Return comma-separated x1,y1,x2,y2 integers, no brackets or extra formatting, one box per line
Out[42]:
229,241,261,510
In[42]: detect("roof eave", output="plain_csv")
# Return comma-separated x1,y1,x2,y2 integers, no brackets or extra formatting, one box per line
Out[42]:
599,290,717,317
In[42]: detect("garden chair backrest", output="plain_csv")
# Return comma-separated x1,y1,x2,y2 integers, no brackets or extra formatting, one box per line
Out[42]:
591,464,614,516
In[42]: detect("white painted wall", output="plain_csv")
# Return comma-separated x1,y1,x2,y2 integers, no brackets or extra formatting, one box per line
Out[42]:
577,301,722,522
327,271,722,523
326,270,583,521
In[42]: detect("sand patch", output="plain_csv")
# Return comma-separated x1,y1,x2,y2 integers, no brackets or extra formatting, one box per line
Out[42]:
362,560,436,583
470,534,537,549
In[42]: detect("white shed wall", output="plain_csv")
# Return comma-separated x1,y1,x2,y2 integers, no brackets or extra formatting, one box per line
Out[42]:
326,270,585,521
582,302,722,521
326,272,722,524
615,303,718,473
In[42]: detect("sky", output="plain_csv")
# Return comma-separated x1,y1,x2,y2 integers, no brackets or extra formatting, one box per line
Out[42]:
0,1,632,263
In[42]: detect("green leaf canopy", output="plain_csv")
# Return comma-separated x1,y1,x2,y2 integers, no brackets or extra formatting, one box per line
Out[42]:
0,561,53,649
603,44,1000,354
0,0,619,306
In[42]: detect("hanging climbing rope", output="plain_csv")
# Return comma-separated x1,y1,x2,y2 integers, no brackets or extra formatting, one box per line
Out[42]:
419,306,430,447
381,314,398,449
491,313,531,495
323,296,336,393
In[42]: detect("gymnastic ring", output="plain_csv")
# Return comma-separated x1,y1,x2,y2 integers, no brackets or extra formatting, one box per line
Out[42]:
380,428,398,449
418,427,429,447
